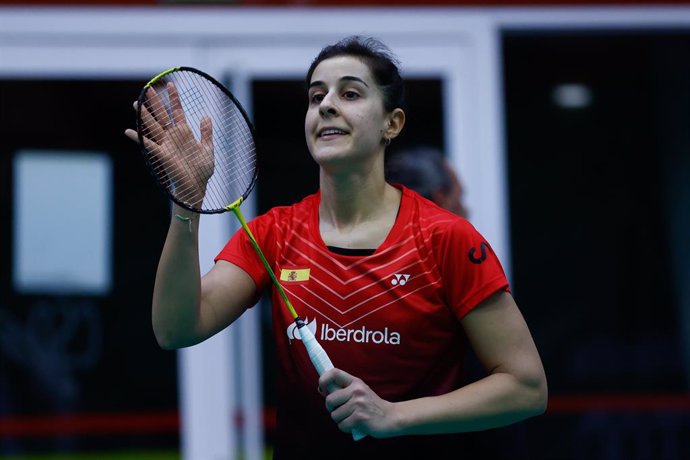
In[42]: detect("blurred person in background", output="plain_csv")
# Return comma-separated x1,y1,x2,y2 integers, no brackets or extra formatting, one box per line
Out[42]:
386,145,469,219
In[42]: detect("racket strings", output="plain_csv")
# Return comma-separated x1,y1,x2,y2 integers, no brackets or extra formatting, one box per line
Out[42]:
140,70,257,213
173,75,251,209
196,75,256,207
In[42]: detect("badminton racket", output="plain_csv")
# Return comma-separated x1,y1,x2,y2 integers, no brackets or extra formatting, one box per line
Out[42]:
134,66,365,441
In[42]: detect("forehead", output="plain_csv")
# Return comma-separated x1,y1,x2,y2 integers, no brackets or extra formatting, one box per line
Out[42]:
309,55,374,85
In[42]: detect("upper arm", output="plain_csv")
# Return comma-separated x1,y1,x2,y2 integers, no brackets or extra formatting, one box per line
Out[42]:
461,291,546,388
196,259,260,340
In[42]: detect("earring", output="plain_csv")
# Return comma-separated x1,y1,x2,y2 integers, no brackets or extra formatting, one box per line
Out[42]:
385,137,391,146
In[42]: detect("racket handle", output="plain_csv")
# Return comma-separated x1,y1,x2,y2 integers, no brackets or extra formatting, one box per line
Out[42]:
298,320,334,375
297,319,367,442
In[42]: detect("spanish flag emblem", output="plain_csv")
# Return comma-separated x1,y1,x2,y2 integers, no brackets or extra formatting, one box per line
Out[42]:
280,268,310,282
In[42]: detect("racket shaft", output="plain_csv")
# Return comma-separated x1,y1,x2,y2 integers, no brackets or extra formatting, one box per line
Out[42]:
298,322,366,441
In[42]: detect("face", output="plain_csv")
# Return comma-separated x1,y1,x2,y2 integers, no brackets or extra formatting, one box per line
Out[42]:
305,56,391,170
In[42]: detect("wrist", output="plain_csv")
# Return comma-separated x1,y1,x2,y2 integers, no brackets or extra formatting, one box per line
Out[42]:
171,203,198,219
385,401,409,438
171,206,199,232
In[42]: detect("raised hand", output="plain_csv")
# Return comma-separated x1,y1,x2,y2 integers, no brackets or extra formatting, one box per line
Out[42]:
126,82,214,208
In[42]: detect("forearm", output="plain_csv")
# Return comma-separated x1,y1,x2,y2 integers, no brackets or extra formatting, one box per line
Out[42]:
152,205,204,349
393,371,547,436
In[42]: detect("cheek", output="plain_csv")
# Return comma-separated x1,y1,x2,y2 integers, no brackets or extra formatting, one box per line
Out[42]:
304,112,314,137
362,106,388,134
359,113,385,139
304,113,319,153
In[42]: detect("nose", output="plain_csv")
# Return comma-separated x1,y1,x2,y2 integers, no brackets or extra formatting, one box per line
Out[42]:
318,91,338,117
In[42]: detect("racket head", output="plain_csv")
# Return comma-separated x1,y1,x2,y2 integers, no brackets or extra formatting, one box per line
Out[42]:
136,66,258,214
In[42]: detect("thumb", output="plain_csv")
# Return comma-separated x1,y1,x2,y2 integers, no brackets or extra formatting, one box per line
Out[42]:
319,368,354,394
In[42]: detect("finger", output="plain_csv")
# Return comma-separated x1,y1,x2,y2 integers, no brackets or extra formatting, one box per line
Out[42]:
330,400,357,426
200,116,213,147
323,376,358,413
140,134,162,159
167,82,187,126
324,389,352,413
146,86,171,127
318,368,342,396
140,102,166,144
124,128,139,143
329,399,367,438
323,368,355,390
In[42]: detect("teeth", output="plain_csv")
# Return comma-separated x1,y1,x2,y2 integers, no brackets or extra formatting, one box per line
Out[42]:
320,129,345,137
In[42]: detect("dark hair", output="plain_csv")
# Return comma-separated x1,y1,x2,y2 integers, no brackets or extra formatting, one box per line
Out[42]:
306,35,406,113
386,146,451,200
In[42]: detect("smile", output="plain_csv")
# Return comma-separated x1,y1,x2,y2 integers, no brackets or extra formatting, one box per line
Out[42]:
318,128,348,137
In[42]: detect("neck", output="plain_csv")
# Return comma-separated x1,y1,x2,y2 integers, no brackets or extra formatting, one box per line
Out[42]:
317,160,402,249
319,165,388,228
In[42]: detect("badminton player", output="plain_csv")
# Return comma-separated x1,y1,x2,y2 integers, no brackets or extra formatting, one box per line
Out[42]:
129,36,547,459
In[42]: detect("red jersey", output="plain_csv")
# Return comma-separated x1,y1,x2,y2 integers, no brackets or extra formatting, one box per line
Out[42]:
216,185,509,458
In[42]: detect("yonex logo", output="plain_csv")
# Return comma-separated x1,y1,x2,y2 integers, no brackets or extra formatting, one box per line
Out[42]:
391,273,410,285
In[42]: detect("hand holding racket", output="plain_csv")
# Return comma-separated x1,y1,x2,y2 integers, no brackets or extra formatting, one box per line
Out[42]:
130,67,365,441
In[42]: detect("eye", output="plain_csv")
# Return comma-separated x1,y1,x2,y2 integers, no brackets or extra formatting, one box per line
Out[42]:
342,90,359,100
309,92,325,104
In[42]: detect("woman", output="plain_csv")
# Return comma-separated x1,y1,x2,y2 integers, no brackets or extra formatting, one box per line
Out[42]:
127,36,547,458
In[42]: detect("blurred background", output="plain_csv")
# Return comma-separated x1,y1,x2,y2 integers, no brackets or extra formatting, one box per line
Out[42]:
0,1,689,459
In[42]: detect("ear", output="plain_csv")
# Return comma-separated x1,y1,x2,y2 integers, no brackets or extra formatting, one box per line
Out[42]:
384,108,406,140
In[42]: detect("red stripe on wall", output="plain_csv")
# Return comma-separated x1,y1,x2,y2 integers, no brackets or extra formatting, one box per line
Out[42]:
0,411,179,438
0,409,278,438
547,394,690,413
1,396,689,438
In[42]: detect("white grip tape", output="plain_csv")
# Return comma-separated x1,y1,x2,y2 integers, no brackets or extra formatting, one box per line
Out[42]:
298,322,367,441
300,324,334,374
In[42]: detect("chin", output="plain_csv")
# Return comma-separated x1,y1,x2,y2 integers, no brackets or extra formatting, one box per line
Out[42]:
311,145,350,163
313,155,350,170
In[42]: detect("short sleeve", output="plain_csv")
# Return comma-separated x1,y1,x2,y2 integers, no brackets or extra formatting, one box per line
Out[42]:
435,219,510,320
214,213,276,294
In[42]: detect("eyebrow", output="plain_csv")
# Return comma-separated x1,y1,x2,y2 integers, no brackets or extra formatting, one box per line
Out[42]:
309,75,370,89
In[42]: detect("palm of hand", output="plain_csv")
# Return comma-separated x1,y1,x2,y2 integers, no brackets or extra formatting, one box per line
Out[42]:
139,82,215,208
160,118,214,206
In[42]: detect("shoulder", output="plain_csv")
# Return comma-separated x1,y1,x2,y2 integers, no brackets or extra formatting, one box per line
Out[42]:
399,186,490,261
400,185,472,235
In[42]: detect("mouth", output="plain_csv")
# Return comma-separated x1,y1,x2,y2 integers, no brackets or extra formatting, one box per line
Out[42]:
318,128,348,138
